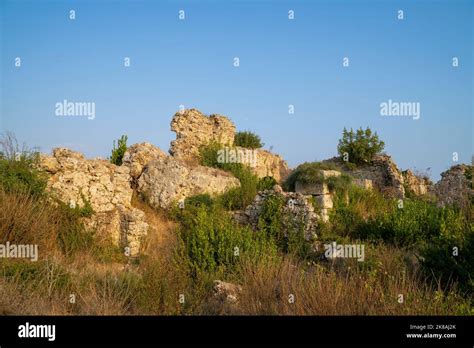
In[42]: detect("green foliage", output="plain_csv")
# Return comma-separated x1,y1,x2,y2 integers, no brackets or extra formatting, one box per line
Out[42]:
0,157,47,198
0,133,46,197
110,135,128,166
337,127,385,165
421,223,474,296
199,142,260,210
257,194,314,259
283,161,351,195
176,203,276,278
356,200,468,247
55,202,96,257
234,131,264,149
257,176,277,191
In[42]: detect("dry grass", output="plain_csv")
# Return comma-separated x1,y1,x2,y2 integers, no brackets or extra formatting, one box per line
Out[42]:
223,251,471,315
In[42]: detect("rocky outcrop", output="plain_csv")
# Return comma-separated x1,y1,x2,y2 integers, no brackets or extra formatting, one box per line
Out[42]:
241,185,319,242
169,108,290,182
434,164,473,212
402,169,431,196
250,148,291,183
137,156,240,209
169,109,236,164
122,142,167,182
38,148,148,256
323,154,405,198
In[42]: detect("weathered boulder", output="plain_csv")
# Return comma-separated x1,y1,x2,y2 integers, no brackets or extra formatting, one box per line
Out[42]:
434,164,473,212
213,280,242,304
242,185,319,241
38,148,148,256
122,142,167,182
169,109,236,164
402,169,431,196
137,156,240,209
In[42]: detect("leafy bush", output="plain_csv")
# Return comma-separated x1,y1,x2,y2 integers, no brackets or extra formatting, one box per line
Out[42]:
337,127,385,165
234,131,264,149
176,203,276,278
110,135,128,166
0,133,47,197
257,176,277,191
219,165,259,210
421,223,474,296
356,200,468,247
199,142,260,210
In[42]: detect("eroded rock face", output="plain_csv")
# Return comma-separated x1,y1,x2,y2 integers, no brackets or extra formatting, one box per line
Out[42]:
402,169,431,196
323,155,405,198
169,109,290,182
122,142,167,182
434,164,473,211
38,148,148,256
138,156,240,209
169,109,236,164
242,185,319,242
250,148,291,183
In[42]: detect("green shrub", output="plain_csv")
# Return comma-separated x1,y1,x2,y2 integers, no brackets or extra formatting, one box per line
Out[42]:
327,185,395,238
110,135,128,166
257,176,277,191
256,194,314,259
0,133,46,197
177,204,276,278
337,127,385,165
421,223,474,296
219,165,259,210
199,142,260,210
199,141,222,168
0,158,47,197
234,131,264,149
356,200,468,247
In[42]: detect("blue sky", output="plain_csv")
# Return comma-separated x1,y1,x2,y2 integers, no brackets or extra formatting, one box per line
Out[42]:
1,0,472,179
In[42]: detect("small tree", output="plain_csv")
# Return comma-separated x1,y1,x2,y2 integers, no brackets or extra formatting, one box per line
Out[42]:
234,131,264,149
337,127,385,165
110,135,128,165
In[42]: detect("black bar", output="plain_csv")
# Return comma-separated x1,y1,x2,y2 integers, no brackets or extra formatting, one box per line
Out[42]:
0,316,472,346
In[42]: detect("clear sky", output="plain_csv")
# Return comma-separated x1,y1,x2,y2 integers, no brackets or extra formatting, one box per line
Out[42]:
1,0,472,180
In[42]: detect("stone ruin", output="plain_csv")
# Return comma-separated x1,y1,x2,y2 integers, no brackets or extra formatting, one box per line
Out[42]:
238,185,319,242
294,169,341,223
169,109,291,182
38,148,148,257
36,108,469,257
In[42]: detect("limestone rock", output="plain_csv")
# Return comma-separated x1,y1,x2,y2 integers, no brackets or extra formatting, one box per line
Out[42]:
169,109,236,164
353,178,373,190
434,164,473,212
38,148,148,256
402,169,431,196
295,181,329,195
250,148,291,183
243,185,319,241
322,154,405,198
138,156,240,209
213,280,242,304
122,142,167,181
